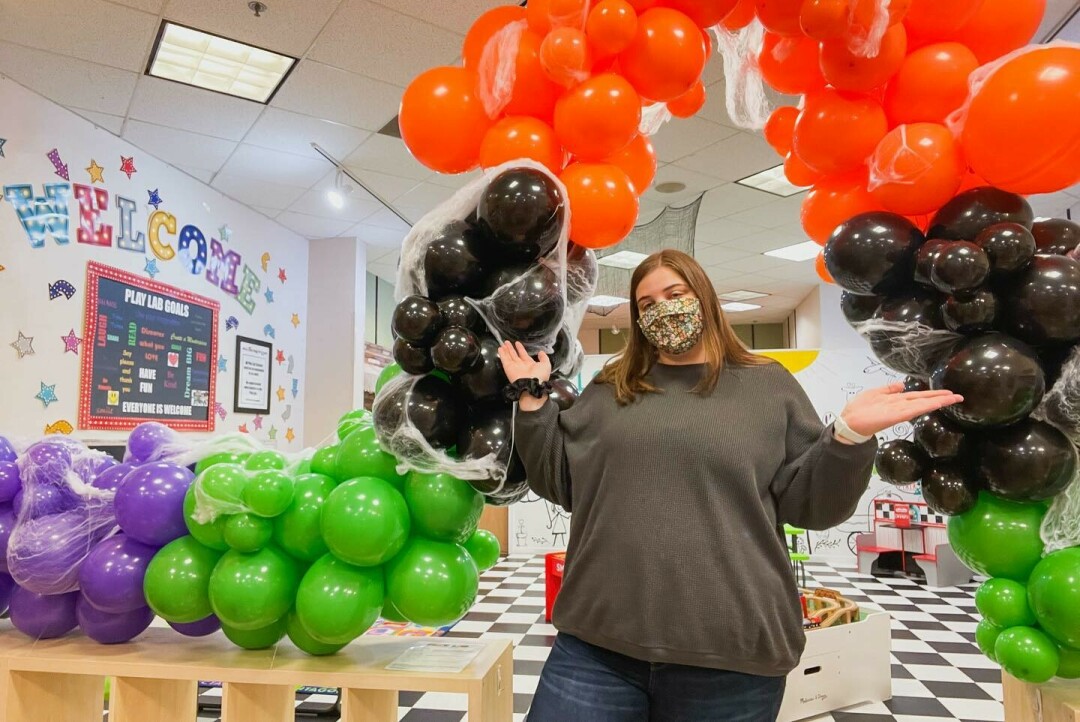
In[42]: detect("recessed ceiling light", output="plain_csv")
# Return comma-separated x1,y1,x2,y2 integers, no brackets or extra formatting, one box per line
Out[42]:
719,290,768,301
598,250,649,269
764,241,822,261
736,165,804,197
654,181,687,194
146,21,297,103
588,295,630,310
721,302,762,312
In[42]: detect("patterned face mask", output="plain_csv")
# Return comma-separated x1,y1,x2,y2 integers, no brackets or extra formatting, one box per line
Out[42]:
638,297,704,356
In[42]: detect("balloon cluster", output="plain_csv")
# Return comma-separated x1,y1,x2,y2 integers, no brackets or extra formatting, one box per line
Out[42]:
824,186,1080,682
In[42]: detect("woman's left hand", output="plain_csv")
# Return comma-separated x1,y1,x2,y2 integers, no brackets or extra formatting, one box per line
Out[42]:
841,383,964,436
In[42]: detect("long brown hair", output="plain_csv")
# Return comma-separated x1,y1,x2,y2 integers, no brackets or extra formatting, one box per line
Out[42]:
595,249,771,404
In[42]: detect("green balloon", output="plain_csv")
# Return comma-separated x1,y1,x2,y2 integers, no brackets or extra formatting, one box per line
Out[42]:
272,474,335,561
295,554,383,645
197,463,249,512
195,451,251,474
286,609,347,656
375,364,402,394
222,618,287,650
336,426,405,488
381,596,408,623
1057,645,1080,679
243,470,294,518
321,478,410,567
995,626,1060,684
405,472,483,544
224,513,273,552
1028,547,1080,650
310,445,341,480
386,538,479,628
296,459,312,474
337,409,372,441
975,620,1003,662
976,578,1037,629
183,485,228,551
209,546,302,631
244,450,287,471
143,536,222,623
947,492,1046,581
463,529,501,572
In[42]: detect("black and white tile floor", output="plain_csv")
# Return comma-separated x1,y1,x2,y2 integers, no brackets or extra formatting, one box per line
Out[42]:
194,555,1001,722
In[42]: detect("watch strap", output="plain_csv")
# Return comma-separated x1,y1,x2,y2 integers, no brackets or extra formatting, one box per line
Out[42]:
834,415,874,444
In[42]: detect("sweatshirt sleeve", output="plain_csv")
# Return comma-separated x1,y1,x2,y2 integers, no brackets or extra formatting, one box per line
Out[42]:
769,369,878,530
513,400,573,512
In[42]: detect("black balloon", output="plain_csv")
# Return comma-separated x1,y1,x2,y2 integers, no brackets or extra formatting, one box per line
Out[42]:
913,412,967,459
1032,218,1080,256
548,377,580,411
904,376,929,392
550,325,576,370
437,295,486,334
393,338,434,375
483,264,528,296
867,290,950,375
483,481,532,507
430,326,481,375
476,168,564,263
824,212,924,296
977,419,1078,501
458,405,527,491
566,243,599,306
485,263,565,346
1002,255,1080,346
456,336,508,403
930,241,990,295
914,238,949,286
928,186,1034,241
930,333,1045,428
378,375,461,450
922,464,979,516
876,440,927,486
975,222,1036,274
941,290,997,334
392,295,443,346
840,292,880,325
424,221,486,299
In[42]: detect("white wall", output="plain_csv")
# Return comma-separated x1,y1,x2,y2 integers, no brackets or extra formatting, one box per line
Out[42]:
792,286,822,349
0,77,309,447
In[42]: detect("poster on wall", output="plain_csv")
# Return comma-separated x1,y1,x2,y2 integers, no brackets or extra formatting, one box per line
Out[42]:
234,336,272,415
79,261,219,431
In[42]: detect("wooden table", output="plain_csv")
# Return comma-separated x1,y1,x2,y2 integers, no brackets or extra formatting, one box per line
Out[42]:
0,625,513,722
1003,672,1080,721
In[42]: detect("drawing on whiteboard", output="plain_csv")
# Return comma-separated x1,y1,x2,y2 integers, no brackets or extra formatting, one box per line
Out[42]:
547,502,569,547
516,520,528,548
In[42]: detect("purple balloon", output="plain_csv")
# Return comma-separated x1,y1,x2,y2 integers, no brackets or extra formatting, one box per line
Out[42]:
125,422,178,465
78,534,156,614
0,462,20,503
0,436,16,463
0,503,14,574
12,482,79,520
0,573,14,615
9,587,78,639
169,614,221,637
91,463,133,493
114,463,193,546
76,594,154,644
26,442,73,473
7,509,105,595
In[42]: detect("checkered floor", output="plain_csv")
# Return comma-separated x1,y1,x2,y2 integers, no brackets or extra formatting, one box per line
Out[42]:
193,555,1000,722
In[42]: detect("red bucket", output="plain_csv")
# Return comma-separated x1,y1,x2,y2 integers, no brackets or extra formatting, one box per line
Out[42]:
545,552,566,623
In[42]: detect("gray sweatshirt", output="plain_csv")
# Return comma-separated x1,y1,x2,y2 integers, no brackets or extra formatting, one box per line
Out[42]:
513,361,877,676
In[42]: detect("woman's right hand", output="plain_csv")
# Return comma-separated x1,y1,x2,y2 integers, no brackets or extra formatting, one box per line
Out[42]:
497,342,552,412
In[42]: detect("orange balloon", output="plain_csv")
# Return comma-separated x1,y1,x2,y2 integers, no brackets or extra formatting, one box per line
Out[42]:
884,42,978,125
801,173,883,244
554,73,643,160
755,0,804,35
561,162,640,249
722,0,757,29
527,0,554,34
957,170,987,193
619,8,708,102
903,0,983,45
764,106,799,156
541,27,594,86
784,151,825,187
869,123,965,215
662,0,740,27
951,0,1045,65
603,134,658,192
960,45,1080,195
758,32,826,95
850,0,912,29
667,80,706,117
816,251,835,283
793,88,889,176
799,0,848,40
479,116,566,173
400,67,492,174
503,31,563,121
820,23,907,92
463,6,528,70
628,0,662,11
587,0,639,56
548,0,591,27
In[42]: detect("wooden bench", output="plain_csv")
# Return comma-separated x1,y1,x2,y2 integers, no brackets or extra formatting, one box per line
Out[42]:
0,625,513,722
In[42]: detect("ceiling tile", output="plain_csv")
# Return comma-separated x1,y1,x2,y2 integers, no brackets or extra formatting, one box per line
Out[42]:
217,143,330,187
123,120,237,173
211,173,307,210
722,228,807,254
271,61,402,131
165,0,342,57
722,253,795,274
367,246,401,264
697,76,738,128
752,278,820,299
759,261,820,283
345,134,433,182
244,108,370,161
0,42,138,115
395,182,458,218
673,131,781,183
725,194,807,229
364,207,414,232
369,0,513,34
650,116,740,163
309,0,462,87
693,245,751,267
695,217,767,247
697,183,775,219
352,169,423,204
427,168,484,189
368,261,400,281
249,205,282,218
0,0,158,72
175,165,215,183
642,165,722,205
108,0,165,11
287,185,384,223
72,109,125,134
276,211,355,239
636,197,667,224
349,222,409,248
128,76,262,140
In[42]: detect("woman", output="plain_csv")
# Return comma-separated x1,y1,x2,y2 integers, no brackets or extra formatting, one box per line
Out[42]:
498,250,961,722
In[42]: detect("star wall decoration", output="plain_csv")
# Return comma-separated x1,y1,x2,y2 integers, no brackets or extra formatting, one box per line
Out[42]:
264,288,274,304
218,356,228,373
238,423,249,434
263,324,275,339
252,415,264,431
287,354,294,374
10,331,34,358
285,428,295,443
275,349,285,365
61,329,82,355
219,224,232,243
120,156,137,179
147,189,163,209
268,426,278,441
86,159,105,183
276,386,286,402
291,378,299,399
281,404,292,421
290,313,300,329
278,267,287,283
144,257,159,278
36,382,58,408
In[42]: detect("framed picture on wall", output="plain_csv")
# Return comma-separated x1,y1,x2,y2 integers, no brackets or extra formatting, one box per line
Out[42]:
234,335,272,415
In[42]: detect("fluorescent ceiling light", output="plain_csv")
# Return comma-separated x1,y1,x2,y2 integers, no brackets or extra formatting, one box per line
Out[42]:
146,21,297,103
719,290,768,301
598,251,649,269
588,295,629,310
764,241,821,262
736,165,804,197
721,302,762,312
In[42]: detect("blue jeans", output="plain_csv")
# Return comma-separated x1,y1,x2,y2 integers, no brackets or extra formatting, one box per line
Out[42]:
528,634,786,722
